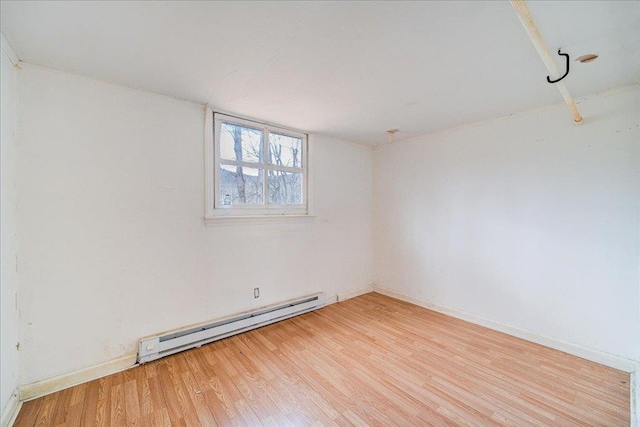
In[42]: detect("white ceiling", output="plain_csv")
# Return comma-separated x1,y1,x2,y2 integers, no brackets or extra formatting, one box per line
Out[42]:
1,1,638,146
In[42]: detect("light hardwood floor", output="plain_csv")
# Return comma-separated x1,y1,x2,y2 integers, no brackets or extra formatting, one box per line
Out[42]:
14,293,630,426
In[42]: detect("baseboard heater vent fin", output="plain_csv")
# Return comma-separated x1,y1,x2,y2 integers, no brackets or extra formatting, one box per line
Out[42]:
138,292,326,363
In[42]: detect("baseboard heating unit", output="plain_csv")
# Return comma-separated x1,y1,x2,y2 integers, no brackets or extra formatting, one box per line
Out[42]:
138,292,326,363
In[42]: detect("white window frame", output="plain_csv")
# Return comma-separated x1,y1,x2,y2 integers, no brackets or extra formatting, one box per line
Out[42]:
204,108,311,221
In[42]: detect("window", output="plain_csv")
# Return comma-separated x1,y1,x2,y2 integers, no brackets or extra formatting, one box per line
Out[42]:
206,111,309,219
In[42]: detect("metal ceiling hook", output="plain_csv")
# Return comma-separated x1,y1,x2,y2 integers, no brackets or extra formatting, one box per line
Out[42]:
547,49,570,84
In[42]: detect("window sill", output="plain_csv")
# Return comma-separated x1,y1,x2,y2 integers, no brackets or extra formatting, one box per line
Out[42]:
204,214,316,226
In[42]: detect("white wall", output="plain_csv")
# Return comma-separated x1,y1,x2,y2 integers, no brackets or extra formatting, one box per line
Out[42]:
374,87,640,363
17,64,373,385
206,136,373,315
1,40,20,414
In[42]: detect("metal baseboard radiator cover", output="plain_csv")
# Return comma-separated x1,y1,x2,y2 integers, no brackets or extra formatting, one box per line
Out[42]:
138,292,326,363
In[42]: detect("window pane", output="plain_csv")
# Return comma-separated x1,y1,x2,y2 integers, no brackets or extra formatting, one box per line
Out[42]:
220,122,263,163
220,165,263,205
269,133,302,168
268,170,303,205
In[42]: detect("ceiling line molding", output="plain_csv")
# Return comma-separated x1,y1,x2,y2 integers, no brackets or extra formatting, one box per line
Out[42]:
17,61,207,109
14,61,373,150
373,84,640,150
1,34,19,66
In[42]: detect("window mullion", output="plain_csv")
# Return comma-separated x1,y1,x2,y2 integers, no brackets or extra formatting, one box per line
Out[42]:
220,159,264,169
266,165,303,174
262,127,269,205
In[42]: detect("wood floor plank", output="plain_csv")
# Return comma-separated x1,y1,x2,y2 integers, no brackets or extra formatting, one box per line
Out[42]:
186,347,249,426
151,407,172,427
13,395,44,426
263,324,398,425
79,378,99,426
14,292,630,426
239,331,345,424
232,398,263,427
155,358,198,426
32,392,59,426
51,386,73,426
231,334,337,426
95,375,112,426
180,369,218,426
123,379,141,426
132,365,154,420
215,344,294,425
145,374,165,424
110,382,126,426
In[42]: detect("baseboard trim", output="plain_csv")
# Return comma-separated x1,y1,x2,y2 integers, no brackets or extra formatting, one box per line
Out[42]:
372,284,639,373
336,285,374,303
15,285,637,422
20,353,137,401
19,288,374,402
1,389,21,427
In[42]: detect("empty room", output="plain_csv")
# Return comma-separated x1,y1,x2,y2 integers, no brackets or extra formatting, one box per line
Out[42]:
1,1,638,425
